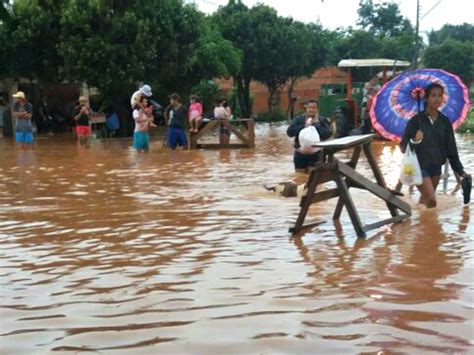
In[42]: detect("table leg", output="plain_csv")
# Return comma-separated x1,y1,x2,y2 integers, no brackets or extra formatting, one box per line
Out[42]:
335,173,366,238
363,143,399,217
333,146,361,220
290,167,321,234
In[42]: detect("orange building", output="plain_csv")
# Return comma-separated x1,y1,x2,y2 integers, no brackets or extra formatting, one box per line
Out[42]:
216,66,348,114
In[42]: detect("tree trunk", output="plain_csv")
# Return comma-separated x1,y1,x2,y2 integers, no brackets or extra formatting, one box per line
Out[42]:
236,76,252,118
287,77,298,120
267,84,279,113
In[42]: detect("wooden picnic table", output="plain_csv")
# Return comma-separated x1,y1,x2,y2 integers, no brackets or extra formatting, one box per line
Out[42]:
190,118,255,149
289,134,411,238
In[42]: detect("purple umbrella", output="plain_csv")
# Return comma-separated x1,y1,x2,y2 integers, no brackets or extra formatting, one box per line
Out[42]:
370,68,471,142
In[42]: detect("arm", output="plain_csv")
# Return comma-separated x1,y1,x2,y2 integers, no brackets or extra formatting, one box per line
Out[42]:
73,108,82,121
24,104,33,120
400,116,419,153
446,120,465,176
315,118,332,141
286,116,305,138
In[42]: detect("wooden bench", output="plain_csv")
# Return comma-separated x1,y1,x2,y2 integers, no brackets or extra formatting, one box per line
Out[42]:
289,134,412,238
189,118,255,149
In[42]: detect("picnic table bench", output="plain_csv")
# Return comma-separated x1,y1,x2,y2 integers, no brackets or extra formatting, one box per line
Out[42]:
190,118,255,149
289,134,411,238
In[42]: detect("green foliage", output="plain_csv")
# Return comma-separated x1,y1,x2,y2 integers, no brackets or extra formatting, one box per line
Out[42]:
357,0,413,37
0,0,63,81
379,33,415,62
255,109,287,123
59,0,158,95
58,0,242,136
423,39,474,87
190,80,222,115
429,23,474,45
457,111,474,133
213,2,327,116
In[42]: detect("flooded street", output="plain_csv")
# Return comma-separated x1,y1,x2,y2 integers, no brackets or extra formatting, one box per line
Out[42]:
1,125,473,354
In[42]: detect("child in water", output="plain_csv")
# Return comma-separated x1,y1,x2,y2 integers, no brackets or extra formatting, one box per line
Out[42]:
133,97,156,152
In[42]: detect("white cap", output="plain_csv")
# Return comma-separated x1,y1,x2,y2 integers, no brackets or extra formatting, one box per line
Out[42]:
139,84,152,97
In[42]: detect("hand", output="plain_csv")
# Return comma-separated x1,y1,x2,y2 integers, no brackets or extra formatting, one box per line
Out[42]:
415,130,423,142
305,117,312,127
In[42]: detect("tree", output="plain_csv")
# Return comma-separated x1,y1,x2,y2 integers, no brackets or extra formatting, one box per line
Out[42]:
0,0,63,82
357,0,412,37
285,23,327,117
380,32,414,62
428,23,474,45
423,39,474,87
60,0,241,135
212,0,257,118
333,30,381,60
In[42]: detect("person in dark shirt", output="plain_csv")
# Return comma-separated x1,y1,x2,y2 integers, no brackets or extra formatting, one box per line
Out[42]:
400,83,470,208
166,93,188,149
287,99,332,173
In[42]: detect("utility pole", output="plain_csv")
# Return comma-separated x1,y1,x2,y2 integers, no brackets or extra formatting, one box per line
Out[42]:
412,0,420,68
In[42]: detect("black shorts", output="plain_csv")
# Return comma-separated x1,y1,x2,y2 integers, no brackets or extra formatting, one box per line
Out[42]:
421,164,442,178
294,151,321,170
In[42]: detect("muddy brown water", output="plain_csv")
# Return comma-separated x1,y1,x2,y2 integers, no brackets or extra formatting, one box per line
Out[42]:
1,125,473,354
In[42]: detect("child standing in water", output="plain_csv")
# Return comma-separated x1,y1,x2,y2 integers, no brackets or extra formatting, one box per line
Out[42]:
72,96,92,148
400,83,471,208
133,97,155,153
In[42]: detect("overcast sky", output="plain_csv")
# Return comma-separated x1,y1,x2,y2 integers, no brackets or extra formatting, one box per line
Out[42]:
189,0,472,34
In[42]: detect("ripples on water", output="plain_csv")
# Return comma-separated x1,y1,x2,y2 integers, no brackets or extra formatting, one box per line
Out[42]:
1,126,473,353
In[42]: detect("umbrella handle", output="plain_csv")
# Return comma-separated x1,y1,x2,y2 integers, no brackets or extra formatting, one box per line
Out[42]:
417,94,422,130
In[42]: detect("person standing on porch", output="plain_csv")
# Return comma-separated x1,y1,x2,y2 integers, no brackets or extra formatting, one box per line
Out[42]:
286,99,332,173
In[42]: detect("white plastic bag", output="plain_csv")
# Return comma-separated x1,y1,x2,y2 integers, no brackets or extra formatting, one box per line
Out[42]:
298,125,321,155
399,145,422,186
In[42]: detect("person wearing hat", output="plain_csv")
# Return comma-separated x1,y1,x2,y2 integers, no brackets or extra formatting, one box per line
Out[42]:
12,91,34,147
72,96,92,148
166,93,188,149
130,84,153,109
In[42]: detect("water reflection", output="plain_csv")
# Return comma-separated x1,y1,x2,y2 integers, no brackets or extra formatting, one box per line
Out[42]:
0,127,473,353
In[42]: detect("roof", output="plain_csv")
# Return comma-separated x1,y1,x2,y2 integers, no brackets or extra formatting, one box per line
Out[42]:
338,59,411,68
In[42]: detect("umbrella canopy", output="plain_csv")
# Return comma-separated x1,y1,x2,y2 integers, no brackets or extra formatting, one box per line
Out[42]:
370,68,471,142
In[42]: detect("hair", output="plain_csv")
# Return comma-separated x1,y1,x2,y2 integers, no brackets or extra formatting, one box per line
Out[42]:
216,97,226,105
425,83,444,99
306,99,319,108
190,95,200,102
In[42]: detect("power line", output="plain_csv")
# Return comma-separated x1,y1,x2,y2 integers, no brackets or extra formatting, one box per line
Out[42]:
421,0,442,20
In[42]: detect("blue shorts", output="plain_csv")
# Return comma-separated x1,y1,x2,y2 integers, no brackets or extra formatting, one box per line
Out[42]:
294,151,321,170
421,165,442,178
133,131,150,150
16,131,34,144
167,127,187,149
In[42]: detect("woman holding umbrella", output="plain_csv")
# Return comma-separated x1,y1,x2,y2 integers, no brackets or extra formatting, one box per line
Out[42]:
400,83,471,208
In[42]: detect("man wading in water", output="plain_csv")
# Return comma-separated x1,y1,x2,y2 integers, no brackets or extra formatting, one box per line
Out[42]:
286,100,332,174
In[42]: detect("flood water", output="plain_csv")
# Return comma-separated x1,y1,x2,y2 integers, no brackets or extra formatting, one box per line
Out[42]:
1,125,473,354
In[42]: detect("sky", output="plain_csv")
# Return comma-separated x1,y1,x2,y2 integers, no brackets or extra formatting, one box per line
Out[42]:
189,0,472,35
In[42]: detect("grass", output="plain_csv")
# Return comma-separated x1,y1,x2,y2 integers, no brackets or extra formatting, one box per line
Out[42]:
458,110,474,133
